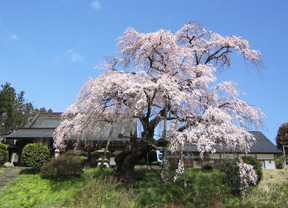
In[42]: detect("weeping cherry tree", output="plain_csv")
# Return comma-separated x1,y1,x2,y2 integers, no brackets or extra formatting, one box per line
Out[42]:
54,23,265,184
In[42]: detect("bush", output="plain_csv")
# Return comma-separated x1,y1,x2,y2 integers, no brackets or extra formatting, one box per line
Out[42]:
203,163,214,171
241,156,263,183
0,143,8,165
275,155,285,169
224,159,241,194
21,143,51,169
40,153,84,179
224,156,262,196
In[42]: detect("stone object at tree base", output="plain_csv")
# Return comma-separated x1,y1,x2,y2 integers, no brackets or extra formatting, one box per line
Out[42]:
4,162,14,168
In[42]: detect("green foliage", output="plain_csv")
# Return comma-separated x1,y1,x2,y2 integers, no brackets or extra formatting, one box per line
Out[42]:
0,167,287,208
0,143,8,165
0,168,140,208
0,82,53,135
0,83,34,135
276,122,288,152
240,183,288,208
224,156,263,196
242,156,263,183
0,143,7,149
21,143,51,170
40,153,84,179
224,159,242,194
133,168,234,207
202,163,214,171
65,169,140,208
276,155,285,169
0,173,81,208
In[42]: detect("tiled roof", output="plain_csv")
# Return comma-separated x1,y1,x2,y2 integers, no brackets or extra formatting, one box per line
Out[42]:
183,131,282,154
5,128,55,138
249,131,282,154
67,120,135,141
6,113,62,139
5,112,135,142
24,113,62,128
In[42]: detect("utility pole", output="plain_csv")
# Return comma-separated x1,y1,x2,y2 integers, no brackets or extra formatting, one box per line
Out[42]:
283,145,288,169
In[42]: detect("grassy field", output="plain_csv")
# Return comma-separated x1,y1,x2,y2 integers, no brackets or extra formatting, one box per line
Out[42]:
0,167,287,208
242,169,288,208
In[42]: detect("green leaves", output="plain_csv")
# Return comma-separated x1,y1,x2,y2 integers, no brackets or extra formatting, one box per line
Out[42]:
276,122,288,152
0,82,53,135
0,143,8,165
40,153,83,179
0,83,33,135
21,143,51,170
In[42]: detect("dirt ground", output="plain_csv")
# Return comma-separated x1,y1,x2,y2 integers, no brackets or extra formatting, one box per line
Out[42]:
0,167,28,189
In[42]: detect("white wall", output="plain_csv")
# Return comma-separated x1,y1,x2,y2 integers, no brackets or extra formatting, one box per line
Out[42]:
264,160,276,169
257,154,274,160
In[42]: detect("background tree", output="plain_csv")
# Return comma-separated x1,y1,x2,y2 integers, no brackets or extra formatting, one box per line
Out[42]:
54,23,264,184
276,122,288,153
0,82,52,136
35,107,53,113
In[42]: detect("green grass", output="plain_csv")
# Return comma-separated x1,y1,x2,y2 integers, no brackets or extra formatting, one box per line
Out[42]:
0,168,139,208
0,173,79,208
0,167,287,208
133,168,236,207
0,167,5,174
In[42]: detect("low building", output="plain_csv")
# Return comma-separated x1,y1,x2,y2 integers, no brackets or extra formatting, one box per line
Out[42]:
4,112,136,166
5,113,281,169
171,131,282,169
5,113,62,165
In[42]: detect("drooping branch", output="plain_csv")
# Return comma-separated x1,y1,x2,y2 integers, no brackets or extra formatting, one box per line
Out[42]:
54,22,264,184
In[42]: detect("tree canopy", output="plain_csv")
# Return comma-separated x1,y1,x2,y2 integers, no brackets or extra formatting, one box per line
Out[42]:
276,122,288,152
0,82,52,136
54,23,265,183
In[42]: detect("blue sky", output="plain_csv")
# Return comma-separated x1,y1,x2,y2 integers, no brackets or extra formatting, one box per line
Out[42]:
0,0,287,144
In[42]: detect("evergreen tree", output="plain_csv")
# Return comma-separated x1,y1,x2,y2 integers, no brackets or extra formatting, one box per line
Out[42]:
0,82,52,135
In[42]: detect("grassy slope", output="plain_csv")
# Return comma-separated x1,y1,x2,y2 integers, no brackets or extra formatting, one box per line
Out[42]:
0,174,78,208
242,169,288,208
0,168,287,208
0,168,139,208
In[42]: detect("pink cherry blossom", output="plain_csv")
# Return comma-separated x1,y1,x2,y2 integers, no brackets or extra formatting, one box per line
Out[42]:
54,23,264,182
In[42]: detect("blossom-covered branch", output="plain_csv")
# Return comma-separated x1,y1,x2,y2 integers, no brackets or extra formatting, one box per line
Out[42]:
54,22,264,183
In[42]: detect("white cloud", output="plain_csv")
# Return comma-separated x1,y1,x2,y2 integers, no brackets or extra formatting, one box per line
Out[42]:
66,49,85,62
10,34,18,39
52,49,85,63
91,1,102,10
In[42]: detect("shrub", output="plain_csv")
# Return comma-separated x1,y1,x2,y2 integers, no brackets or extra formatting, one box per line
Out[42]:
203,163,213,171
241,156,263,183
224,159,241,193
21,143,51,169
275,155,285,169
224,157,261,197
40,153,84,179
225,157,262,187
0,143,8,165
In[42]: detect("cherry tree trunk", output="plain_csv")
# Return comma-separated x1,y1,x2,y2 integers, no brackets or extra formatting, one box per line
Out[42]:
110,138,150,184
